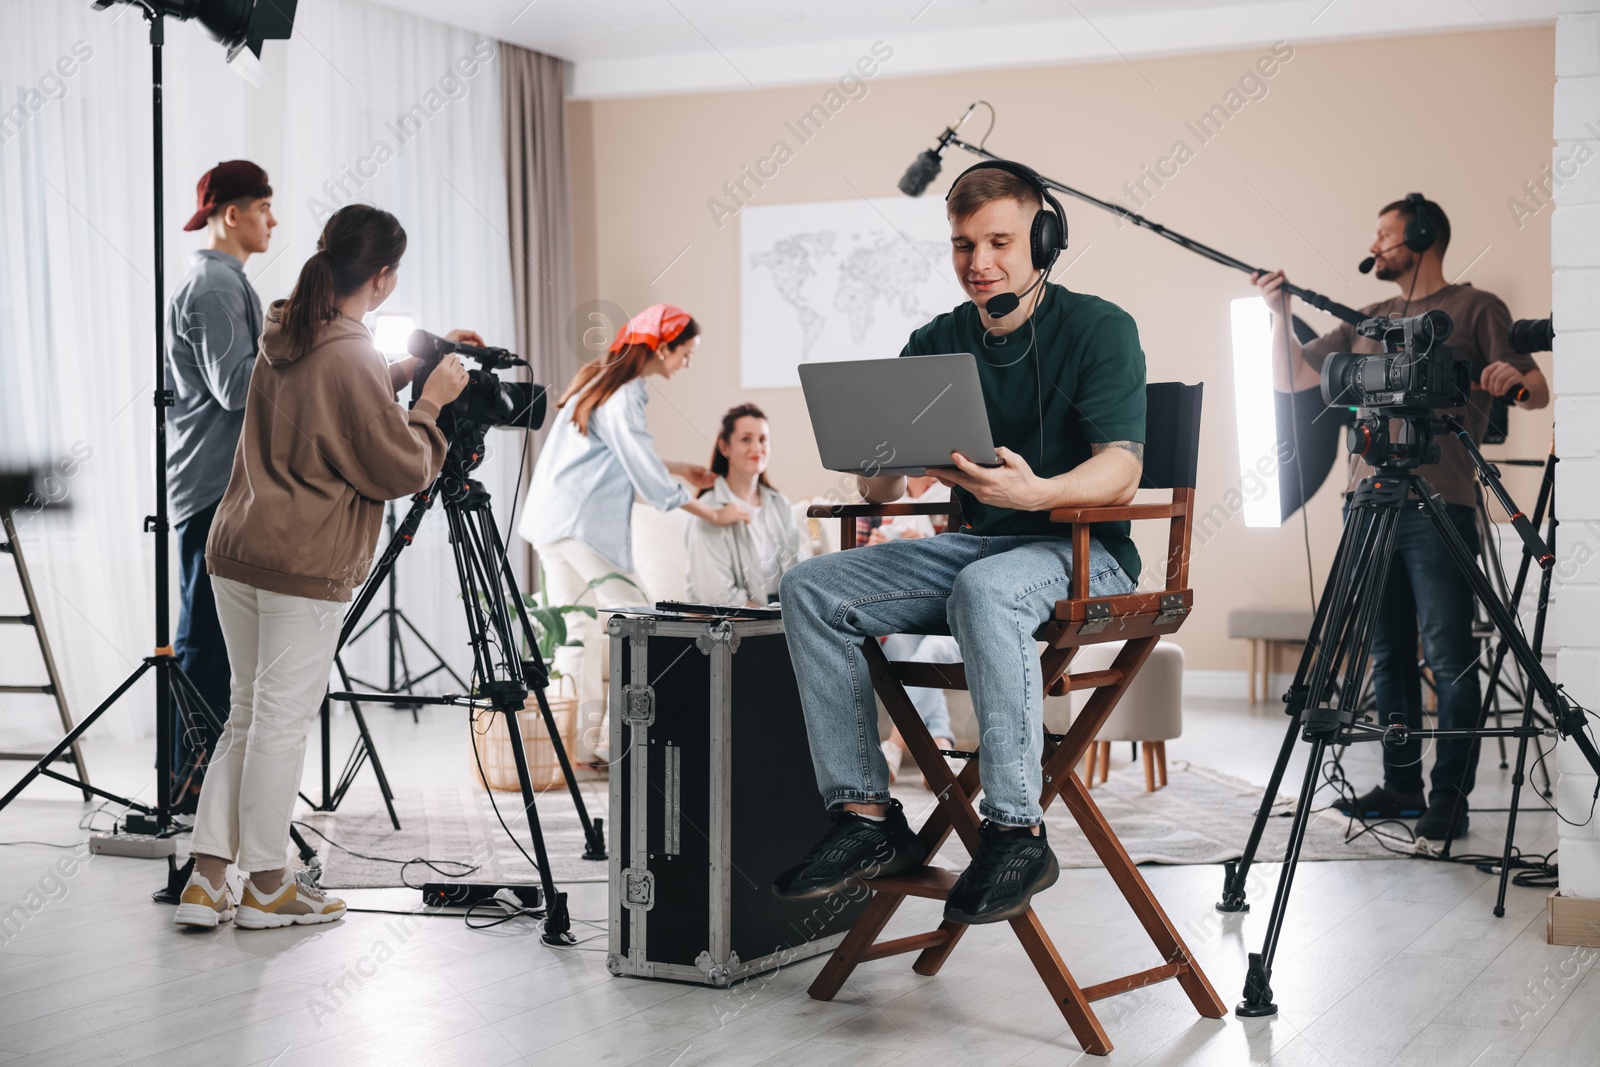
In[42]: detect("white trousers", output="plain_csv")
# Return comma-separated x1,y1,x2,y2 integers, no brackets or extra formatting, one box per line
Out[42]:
190,576,345,872
534,538,650,762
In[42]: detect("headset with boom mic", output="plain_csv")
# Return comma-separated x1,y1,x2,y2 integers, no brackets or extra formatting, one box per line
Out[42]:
944,159,1067,318
1358,192,1439,273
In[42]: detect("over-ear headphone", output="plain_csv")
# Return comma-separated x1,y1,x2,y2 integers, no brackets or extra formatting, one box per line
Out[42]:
946,159,1067,271
1403,192,1439,253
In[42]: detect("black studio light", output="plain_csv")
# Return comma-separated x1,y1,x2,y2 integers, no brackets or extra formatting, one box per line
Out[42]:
92,0,297,83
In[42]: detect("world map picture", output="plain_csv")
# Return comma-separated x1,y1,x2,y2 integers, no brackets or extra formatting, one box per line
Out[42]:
739,197,967,388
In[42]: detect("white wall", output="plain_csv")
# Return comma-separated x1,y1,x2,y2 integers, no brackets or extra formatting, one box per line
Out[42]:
1554,0,1600,898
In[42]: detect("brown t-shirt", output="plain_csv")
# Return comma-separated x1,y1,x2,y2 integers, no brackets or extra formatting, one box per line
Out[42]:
1301,283,1537,508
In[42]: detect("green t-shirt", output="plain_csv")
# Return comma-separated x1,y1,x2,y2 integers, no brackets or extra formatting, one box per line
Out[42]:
898,283,1147,582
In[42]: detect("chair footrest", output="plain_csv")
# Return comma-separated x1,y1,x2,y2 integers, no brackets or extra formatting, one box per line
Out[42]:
860,929,955,963
865,865,959,899
1081,961,1186,1002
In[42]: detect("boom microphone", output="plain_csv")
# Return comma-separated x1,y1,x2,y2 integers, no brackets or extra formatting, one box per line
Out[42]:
898,102,980,198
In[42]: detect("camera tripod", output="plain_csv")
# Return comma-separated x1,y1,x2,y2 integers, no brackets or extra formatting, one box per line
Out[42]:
1216,412,1600,1017
322,421,605,943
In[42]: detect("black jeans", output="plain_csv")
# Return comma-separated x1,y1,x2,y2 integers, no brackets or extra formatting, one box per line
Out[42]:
173,500,230,778
1351,501,1482,804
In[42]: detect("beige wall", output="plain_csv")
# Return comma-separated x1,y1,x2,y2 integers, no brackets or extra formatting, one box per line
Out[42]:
566,28,1555,672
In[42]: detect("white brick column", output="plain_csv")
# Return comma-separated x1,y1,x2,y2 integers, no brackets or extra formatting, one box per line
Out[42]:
1556,0,1600,898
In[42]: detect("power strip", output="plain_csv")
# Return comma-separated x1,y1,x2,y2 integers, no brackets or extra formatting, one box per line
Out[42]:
90,832,176,859
421,882,543,910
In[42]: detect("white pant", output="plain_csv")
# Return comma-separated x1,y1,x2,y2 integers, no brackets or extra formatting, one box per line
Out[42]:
191,576,345,872
535,538,650,762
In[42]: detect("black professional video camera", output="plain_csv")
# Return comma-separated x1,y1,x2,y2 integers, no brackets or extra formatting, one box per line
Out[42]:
1320,310,1467,412
1509,315,1553,355
408,330,547,432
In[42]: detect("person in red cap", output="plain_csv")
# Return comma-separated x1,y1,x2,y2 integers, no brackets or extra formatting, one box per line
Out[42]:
164,160,276,810
518,304,749,765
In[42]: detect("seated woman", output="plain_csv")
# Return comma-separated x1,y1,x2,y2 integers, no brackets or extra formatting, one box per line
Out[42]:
685,404,802,607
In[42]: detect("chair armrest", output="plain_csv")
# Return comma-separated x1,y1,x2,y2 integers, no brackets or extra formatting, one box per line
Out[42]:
1047,501,1183,525
806,502,962,519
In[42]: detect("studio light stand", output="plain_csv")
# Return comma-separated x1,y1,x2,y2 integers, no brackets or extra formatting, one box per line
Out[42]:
343,502,467,721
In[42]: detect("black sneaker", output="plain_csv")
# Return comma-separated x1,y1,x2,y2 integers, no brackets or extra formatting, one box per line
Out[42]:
1333,784,1425,820
943,821,1060,925
772,799,926,900
1415,797,1469,841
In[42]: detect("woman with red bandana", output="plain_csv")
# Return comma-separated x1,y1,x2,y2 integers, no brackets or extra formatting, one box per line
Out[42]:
518,304,749,764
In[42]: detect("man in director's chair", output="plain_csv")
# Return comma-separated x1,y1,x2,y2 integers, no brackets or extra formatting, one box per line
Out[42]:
773,160,1223,1054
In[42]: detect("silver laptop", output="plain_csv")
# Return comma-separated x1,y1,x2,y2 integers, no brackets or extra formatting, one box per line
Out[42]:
799,354,1000,477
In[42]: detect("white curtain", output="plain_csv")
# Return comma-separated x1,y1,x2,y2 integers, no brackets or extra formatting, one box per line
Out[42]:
0,0,518,743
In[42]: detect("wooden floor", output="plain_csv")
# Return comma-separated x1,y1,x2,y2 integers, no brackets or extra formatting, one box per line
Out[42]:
0,693,1587,1066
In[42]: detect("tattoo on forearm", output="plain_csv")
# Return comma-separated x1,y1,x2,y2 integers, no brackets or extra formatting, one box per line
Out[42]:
1093,441,1144,463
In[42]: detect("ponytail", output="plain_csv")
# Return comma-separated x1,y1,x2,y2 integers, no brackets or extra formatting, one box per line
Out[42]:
282,205,407,360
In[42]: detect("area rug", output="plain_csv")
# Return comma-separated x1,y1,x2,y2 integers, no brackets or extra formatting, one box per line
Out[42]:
300,762,1394,888
909,761,1399,868
298,783,612,889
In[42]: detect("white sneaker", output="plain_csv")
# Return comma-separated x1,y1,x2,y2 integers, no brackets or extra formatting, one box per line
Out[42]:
174,871,235,929
236,871,346,929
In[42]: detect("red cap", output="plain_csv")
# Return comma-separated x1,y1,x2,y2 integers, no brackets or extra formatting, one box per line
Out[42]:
183,160,272,232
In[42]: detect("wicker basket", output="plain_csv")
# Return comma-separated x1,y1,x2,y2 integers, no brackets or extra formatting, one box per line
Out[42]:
471,678,579,793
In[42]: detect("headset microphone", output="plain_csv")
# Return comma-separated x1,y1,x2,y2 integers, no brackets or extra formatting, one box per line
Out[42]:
984,270,1046,319
1358,242,1405,275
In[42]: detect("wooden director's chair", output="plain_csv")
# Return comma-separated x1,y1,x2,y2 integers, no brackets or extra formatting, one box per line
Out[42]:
804,382,1225,1056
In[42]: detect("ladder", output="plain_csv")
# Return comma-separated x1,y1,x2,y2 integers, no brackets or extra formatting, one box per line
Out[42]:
1,505,90,798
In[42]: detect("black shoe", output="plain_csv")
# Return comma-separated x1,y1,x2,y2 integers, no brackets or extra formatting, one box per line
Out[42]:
943,821,1060,926
1333,784,1425,820
772,799,926,900
1415,797,1470,841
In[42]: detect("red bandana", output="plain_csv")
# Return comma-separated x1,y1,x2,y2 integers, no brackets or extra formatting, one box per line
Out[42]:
609,304,691,353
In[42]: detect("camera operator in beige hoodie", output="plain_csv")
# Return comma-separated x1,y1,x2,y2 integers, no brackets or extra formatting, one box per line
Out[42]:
176,204,472,932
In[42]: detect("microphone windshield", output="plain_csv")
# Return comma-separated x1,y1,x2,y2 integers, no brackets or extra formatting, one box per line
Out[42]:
984,292,1021,318
898,149,943,198
1358,255,1376,275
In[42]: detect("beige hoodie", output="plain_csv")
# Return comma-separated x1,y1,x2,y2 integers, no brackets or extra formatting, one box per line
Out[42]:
206,301,447,601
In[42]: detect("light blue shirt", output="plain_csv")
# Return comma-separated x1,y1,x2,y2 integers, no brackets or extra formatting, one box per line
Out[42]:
517,378,690,572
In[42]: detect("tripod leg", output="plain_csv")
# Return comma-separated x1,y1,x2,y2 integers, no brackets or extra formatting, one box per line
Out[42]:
1218,714,1299,914
1221,502,1384,913
484,508,606,860
336,657,400,830
0,662,154,814
1238,737,1331,1017
500,704,573,944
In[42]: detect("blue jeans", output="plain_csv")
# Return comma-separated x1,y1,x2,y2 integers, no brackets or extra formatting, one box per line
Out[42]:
781,533,1135,826
1351,501,1482,802
174,501,231,777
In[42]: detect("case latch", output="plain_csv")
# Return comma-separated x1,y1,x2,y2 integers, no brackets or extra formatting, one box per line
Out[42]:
622,868,655,910
623,683,655,727
695,620,740,655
